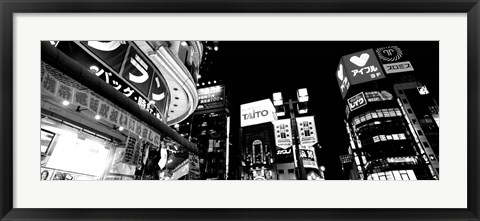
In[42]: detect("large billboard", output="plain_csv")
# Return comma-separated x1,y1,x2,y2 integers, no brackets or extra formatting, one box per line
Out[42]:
55,41,169,122
197,85,225,110
240,99,277,127
341,48,386,85
375,46,414,74
336,48,386,99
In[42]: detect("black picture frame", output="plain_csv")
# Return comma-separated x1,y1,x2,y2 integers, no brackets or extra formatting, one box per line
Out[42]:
1,1,479,220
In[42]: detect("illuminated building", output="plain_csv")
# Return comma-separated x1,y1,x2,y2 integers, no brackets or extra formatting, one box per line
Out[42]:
40,41,202,180
337,46,439,180
185,84,233,180
238,98,322,180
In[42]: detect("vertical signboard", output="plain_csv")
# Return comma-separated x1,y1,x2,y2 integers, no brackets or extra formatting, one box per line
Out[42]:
299,145,319,169
295,116,318,146
336,59,350,99
273,119,293,149
188,153,201,180
273,119,294,164
341,48,386,85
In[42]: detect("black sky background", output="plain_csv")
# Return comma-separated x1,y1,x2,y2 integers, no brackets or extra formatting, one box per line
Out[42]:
199,41,439,180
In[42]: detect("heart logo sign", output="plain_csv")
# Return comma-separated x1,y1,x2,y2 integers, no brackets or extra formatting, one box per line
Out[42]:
337,64,344,80
349,53,370,67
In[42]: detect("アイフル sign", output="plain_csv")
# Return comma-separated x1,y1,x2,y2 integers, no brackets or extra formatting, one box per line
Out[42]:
342,48,386,85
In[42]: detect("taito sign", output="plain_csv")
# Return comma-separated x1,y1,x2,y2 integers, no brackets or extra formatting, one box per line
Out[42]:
240,99,277,127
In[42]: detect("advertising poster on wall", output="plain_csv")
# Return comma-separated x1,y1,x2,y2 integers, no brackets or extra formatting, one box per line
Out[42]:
295,116,318,146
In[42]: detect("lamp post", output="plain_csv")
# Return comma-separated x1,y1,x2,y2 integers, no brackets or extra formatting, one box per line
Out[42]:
273,89,309,180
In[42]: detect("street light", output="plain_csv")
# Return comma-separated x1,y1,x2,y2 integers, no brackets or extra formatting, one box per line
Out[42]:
272,88,309,180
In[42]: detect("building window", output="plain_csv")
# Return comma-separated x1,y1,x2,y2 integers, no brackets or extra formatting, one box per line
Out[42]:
402,98,409,104
412,119,417,124
423,142,430,147
278,169,284,174
398,90,404,94
417,130,424,136
407,109,413,114
287,169,294,174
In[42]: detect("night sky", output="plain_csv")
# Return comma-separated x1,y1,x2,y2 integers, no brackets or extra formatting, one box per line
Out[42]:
199,41,439,179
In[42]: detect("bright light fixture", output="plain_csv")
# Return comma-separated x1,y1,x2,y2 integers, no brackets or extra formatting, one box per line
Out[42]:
181,41,188,46
197,75,201,79
89,65,99,73
62,100,70,106
213,80,216,84
272,92,283,106
214,46,218,51
297,88,309,102
208,81,211,84
94,115,101,120
119,126,124,131
297,102,308,114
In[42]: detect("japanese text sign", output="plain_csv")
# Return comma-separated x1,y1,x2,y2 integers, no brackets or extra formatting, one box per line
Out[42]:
341,49,385,85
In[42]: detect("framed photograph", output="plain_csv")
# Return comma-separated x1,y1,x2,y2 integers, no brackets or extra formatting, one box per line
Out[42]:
1,0,479,221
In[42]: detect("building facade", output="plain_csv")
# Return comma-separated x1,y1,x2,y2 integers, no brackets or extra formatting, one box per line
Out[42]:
40,41,203,180
337,46,439,180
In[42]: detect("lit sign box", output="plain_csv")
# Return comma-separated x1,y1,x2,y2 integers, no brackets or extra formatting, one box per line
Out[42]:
347,92,367,112
336,59,350,99
364,91,393,102
341,48,386,85
336,48,386,99
196,85,225,110
375,46,415,74
273,119,293,149
240,99,277,127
